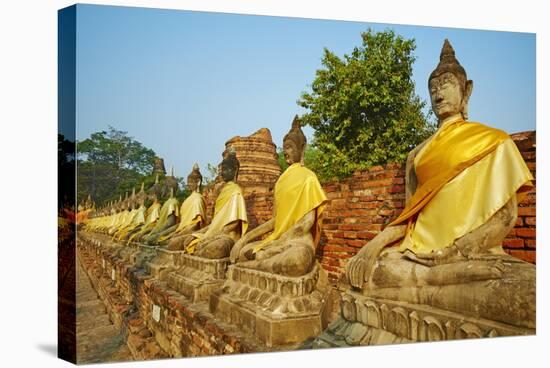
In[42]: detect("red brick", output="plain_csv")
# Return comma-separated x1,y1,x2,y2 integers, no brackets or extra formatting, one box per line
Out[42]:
520,192,536,205
509,250,536,264
322,245,356,253
343,231,357,239
521,151,536,161
333,230,346,238
346,239,365,248
378,209,395,216
502,238,524,248
389,185,405,194
325,252,353,260
514,217,523,227
328,238,347,245
356,230,377,240
516,228,536,238
518,207,536,216
358,195,378,202
350,209,377,217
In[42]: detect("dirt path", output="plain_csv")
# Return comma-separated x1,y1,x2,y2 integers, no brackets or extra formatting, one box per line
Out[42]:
76,255,134,364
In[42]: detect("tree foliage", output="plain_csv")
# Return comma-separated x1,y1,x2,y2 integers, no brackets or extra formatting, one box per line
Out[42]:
58,134,75,210
298,29,435,181
77,126,160,205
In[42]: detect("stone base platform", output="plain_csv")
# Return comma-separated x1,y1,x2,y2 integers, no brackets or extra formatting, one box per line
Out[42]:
312,290,535,348
144,248,176,279
210,263,333,347
165,254,229,303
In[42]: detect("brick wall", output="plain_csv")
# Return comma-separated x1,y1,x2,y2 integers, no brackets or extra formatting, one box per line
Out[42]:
317,163,406,282
503,131,536,263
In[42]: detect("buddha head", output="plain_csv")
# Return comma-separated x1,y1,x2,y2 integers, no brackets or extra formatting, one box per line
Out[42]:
283,115,307,166
187,163,203,192
220,148,239,183
429,39,473,124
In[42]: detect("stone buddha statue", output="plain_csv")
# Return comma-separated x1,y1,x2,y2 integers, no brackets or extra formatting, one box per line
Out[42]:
114,183,148,241
126,192,162,243
230,116,328,277
168,149,248,259
153,163,207,244
142,188,179,244
112,187,139,239
107,194,130,235
344,39,535,330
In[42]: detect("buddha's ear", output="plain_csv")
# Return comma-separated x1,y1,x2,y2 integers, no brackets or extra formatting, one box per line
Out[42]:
461,79,473,120
300,142,307,165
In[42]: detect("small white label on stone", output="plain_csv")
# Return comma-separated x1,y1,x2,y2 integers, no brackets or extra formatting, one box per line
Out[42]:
102,259,105,269
111,268,116,281
152,305,161,322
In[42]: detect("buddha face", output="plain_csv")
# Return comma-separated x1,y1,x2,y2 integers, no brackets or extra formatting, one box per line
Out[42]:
429,72,465,122
187,177,200,192
283,139,302,166
221,162,237,182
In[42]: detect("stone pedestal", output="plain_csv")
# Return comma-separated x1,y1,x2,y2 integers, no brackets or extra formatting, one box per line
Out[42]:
141,247,176,278
165,254,229,303
210,263,331,347
312,290,535,348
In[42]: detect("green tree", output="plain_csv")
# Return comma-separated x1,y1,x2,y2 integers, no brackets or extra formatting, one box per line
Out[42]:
298,29,435,181
76,126,157,205
203,163,219,185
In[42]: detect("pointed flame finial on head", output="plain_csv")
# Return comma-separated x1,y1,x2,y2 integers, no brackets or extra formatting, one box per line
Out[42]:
429,39,467,87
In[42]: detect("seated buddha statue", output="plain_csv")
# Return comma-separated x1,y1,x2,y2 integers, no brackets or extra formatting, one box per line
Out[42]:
167,149,248,259
153,163,207,244
126,192,162,243
112,187,139,239
142,188,179,244
230,117,328,277
107,194,129,235
114,183,148,241
345,39,535,329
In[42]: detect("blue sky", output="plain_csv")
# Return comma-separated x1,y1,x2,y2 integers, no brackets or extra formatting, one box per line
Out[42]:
75,4,535,179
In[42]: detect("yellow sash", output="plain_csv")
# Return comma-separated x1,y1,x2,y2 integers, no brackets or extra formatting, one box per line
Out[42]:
186,181,248,254
253,163,328,253
150,197,179,233
158,192,206,241
392,118,533,253
115,205,146,240
127,202,161,243
391,119,510,225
